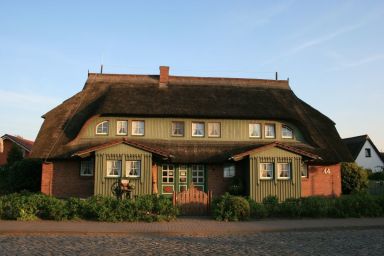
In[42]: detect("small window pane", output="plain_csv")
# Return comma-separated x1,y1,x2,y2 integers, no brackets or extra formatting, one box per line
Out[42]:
301,162,308,177
278,163,290,179
265,124,275,138
365,148,371,157
249,123,261,138
126,160,141,177
162,165,175,183
132,121,144,135
224,165,235,178
172,122,185,136
192,122,205,137
282,125,293,139
96,121,109,135
80,159,94,176
260,163,273,179
116,121,128,135
192,165,205,184
107,160,121,177
208,122,221,137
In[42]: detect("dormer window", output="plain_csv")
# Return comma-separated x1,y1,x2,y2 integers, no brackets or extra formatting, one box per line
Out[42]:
282,125,293,139
96,121,109,135
208,122,221,137
132,120,145,136
265,124,276,138
116,121,128,135
172,121,185,137
249,123,261,138
192,122,205,137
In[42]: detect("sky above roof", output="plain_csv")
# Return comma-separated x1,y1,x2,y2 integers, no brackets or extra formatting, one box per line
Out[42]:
0,0,383,150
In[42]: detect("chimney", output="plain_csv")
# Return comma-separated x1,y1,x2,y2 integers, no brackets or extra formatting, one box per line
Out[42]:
159,66,169,88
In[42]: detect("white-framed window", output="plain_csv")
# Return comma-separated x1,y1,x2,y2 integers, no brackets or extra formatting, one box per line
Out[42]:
208,122,221,137
224,165,235,178
116,120,128,135
162,164,174,183
126,160,141,178
171,121,185,136
96,121,109,135
277,163,291,179
264,124,275,138
301,162,308,178
249,123,261,138
192,164,204,183
192,122,205,137
131,120,145,136
107,160,121,177
365,148,371,157
80,159,94,176
179,167,187,183
260,163,273,179
282,125,293,139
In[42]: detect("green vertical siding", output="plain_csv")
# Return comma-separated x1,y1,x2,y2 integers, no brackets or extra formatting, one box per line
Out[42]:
79,116,305,143
249,148,302,202
94,144,152,197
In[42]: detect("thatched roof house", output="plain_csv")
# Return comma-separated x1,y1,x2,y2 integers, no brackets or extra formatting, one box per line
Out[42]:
32,66,352,203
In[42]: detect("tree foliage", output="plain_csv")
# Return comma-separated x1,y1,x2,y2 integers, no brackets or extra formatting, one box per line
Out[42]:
341,162,368,194
6,144,23,166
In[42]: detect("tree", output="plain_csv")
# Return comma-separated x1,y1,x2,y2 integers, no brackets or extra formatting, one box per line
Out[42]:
341,162,369,194
7,159,42,193
6,144,23,166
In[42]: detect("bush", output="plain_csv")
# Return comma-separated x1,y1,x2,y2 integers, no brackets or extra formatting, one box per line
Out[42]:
279,198,301,218
7,159,42,193
341,162,369,194
369,171,384,181
300,196,331,217
331,194,382,218
212,193,250,221
247,197,267,219
262,195,279,217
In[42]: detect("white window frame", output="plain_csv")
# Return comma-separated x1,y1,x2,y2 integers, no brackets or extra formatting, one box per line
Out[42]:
365,148,371,157
191,122,205,137
249,123,261,138
264,124,276,138
192,164,205,183
96,121,109,135
179,167,188,183
171,121,185,137
224,165,235,178
162,164,174,183
260,163,274,179
301,162,308,178
80,159,94,176
131,120,145,136
116,120,128,135
208,122,221,138
126,160,141,178
277,163,291,179
282,125,293,139
106,160,121,177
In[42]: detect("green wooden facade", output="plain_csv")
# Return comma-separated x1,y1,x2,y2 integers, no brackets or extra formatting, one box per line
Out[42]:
248,147,302,202
94,144,152,197
77,116,305,143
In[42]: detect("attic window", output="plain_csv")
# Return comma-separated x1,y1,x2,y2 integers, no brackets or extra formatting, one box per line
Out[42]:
96,121,109,135
132,121,145,136
265,124,276,138
282,125,293,139
171,121,185,137
249,123,261,138
116,121,128,135
365,148,371,157
208,122,221,137
192,122,205,137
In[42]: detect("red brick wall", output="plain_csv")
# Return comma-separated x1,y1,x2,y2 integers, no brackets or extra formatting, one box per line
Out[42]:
41,160,94,198
207,163,246,197
301,163,341,197
0,139,30,166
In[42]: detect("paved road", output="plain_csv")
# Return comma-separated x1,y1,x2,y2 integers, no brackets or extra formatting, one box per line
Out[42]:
1,218,384,255
0,228,383,255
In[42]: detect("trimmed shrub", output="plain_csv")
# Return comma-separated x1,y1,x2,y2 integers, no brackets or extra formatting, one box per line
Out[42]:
65,197,86,220
300,196,331,217
369,171,384,181
247,197,267,219
212,193,250,221
331,194,382,218
82,195,120,222
341,162,369,194
262,195,279,217
279,198,301,218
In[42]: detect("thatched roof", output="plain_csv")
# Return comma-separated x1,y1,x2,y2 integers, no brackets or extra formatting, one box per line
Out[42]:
31,71,352,164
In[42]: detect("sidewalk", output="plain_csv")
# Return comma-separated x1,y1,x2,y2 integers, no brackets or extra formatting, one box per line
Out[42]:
1,217,384,235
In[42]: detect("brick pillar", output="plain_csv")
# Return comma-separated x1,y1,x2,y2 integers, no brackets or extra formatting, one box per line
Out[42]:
41,162,53,195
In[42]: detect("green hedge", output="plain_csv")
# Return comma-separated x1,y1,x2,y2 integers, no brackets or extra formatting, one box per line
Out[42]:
214,194,384,221
0,193,178,222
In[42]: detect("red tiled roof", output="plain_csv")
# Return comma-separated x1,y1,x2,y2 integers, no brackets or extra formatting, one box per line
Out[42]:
1,134,34,152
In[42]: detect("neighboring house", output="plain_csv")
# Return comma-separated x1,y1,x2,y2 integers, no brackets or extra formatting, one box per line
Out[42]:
0,134,34,166
342,135,384,172
31,66,352,201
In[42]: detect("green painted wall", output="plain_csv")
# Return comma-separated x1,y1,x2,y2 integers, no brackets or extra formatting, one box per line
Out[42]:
77,116,305,143
249,147,302,202
94,144,152,197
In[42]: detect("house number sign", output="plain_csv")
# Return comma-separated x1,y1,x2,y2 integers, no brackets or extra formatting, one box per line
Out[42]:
323,168,331,174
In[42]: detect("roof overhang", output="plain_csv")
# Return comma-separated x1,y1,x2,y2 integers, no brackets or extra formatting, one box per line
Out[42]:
229,142,321,161
72,138,171,159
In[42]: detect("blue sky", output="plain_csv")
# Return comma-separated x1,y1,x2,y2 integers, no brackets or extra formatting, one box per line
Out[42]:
0,0,383,150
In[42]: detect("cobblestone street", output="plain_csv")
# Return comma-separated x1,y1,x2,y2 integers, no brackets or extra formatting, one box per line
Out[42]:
0,228,383,255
